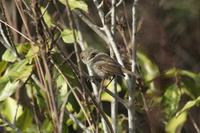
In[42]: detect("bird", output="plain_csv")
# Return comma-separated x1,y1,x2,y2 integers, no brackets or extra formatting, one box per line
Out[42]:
80,47,135,79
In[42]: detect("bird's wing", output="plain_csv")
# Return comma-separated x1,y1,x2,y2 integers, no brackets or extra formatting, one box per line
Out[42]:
95,61,124,77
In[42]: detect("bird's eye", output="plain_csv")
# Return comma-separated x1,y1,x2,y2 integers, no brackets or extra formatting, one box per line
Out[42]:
90,52,97,59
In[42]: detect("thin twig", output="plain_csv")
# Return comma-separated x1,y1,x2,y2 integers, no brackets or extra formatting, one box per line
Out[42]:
92,1,136,133
73,10,108,44
51,58,93,133
189,113,200,133
65,109,92,133
72,6,113,133
0,19,34,43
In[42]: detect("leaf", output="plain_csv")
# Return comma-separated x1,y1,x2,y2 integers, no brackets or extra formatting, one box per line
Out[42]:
2,49,17,62
0,97,23,122
180,72,200,98
26,45,39,58
41,7,54,28
61,29,75,43
56,74,68,107
137,51,160,81
0,61,8,75
41,119,53,133
164,68,179,77
16,108,33,132
101,80,122,102
137,51,160,91
165,111,187,133
66,103,74,112
161,84,181,120
176,96,200,117
2,43,31,62
179,70,197,78
0,80,20,101
6,59,33,82
0,59,33,101
60,0,88,12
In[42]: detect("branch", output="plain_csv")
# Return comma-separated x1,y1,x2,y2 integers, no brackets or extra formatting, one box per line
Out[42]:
65,109,92,133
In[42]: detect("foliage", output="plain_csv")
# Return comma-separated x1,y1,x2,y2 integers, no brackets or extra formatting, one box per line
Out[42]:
0,0,199,133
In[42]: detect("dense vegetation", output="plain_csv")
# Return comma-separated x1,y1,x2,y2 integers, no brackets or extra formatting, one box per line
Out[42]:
0,0,200,133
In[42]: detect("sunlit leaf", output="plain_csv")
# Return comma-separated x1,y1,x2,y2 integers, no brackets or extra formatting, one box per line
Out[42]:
0,80,20,101
16,108,33,132
137,51,160,81
2,43,31,62
6,59,33,82
0,59,33,101
179,70,197,78
0,61,8,75
26,45,39,59
60,0,88,12
176,96,200,117
137,51,159,91
101,80,122,102
0,97,23,122
17,43,31,55
41,7,54,27
56,74,68,107
2,49,16,62
61,29,75,43
164,68,179,77
66,103,74,112
165,111,187,133
161,84,181,120
41,119,53,133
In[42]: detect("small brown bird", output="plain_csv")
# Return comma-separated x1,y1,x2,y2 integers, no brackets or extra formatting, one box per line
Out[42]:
80,47,135,78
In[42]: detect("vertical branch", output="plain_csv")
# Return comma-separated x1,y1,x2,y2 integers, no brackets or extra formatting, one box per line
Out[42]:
128,0,139,133
110,0,118,133
73,14,110,133
131,0,138,67
30,1,60,132
92,0,137,133
65,1,113,133
93,0,123,67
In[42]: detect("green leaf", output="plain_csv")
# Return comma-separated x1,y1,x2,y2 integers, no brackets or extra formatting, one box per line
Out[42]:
2,43,31,62
137,51,160,81
164,68,179,77
181,72,200,98
17,43,31,55
2,49,17,62
6,59,33,82
0,97,23,122
60,0,88,12
137,50,159,91
56,74,68,107
61,29,75,43
0,59,33,101
176,96,200,117
0,61,8,75
161,84,181,120
26,45,39,59
16,108,33,132
41,7,54,28
41,119,53,133
101,80,122,102
165,111,187,133
0,80,20,101
66,103,74,112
